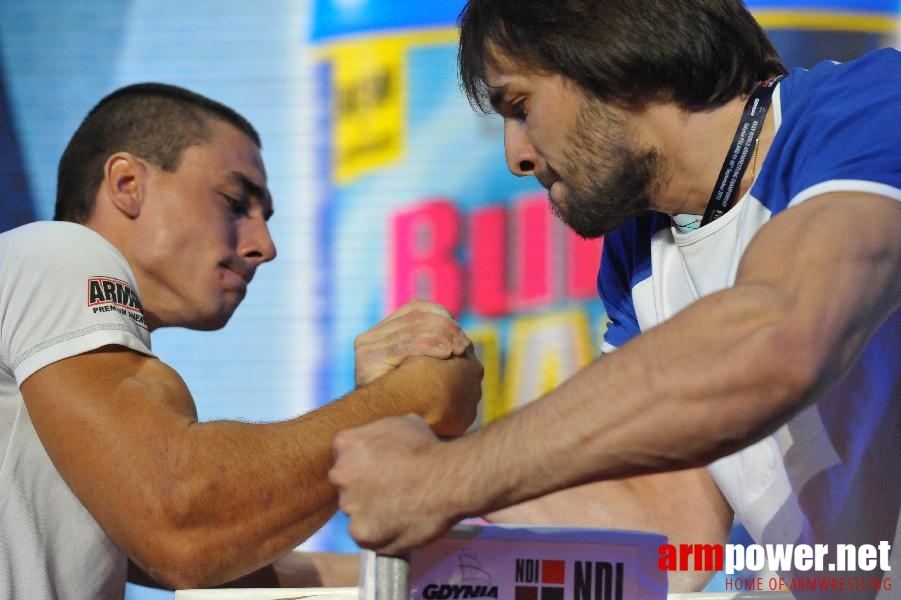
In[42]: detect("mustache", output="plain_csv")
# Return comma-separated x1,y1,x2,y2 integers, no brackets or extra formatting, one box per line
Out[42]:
535,165,561,190
222,260,255,284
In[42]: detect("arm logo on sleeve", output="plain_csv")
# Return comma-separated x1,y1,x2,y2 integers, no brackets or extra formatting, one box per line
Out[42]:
86,276,147,328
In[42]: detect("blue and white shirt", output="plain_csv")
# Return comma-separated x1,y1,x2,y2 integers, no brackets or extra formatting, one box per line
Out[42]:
598,48,901,591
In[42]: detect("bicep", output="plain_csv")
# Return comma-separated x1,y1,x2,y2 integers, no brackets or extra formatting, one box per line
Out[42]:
21,347,197,541
736,192,901,382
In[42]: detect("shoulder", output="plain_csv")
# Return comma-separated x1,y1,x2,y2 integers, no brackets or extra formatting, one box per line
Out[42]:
2,220,116,254
776,47,901,137
757,49,901,216
779,47,901,109
0,221,145,335
1,222,152,381
1,221,133,278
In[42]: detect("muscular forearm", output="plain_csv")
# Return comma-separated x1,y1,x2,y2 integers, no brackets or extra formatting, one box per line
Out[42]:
431,285,802,517
330,280,821,557
439,194,901,519
25,347,478,589
144,353,477,586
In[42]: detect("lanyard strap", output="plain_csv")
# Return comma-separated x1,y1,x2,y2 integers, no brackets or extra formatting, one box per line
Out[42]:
700,75,785,226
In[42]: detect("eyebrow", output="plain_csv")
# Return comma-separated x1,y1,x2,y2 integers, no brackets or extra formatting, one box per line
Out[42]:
487,85,507,114
230,171,274,220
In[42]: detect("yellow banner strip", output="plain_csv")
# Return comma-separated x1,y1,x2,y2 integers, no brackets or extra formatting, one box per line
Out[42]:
753,10,899,34
314,26,459,57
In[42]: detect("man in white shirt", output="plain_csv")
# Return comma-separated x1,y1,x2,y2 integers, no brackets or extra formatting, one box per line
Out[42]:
0,82,483,598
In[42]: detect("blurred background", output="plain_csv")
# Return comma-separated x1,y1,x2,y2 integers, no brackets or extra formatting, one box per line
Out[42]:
1,1,898,597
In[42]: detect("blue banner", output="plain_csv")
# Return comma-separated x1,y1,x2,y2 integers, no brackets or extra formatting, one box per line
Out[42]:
0,45,35,233
311,0,463,41
748,0,900,12
309,0,901,41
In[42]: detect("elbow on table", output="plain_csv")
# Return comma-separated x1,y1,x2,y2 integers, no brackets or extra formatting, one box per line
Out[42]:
122,485,254,589
128,533,243,590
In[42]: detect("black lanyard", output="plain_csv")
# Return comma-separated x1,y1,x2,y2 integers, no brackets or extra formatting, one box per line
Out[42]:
700,75,785,226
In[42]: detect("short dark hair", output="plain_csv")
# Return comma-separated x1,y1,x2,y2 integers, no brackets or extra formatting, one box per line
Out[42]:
55,82,261,223
458,0,787,113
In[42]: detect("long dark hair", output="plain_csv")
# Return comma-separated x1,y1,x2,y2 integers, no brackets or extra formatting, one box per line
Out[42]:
459,0,786,112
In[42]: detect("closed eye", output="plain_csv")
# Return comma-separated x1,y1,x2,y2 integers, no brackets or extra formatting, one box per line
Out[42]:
222,194,251,216
510,99,527,121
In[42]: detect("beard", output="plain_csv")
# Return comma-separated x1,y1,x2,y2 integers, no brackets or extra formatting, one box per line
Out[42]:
547,97,660,239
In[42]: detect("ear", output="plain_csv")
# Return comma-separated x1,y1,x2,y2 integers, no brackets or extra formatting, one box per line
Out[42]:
102,153,147,219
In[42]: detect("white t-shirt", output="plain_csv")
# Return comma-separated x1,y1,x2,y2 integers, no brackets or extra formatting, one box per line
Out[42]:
0,221,154,599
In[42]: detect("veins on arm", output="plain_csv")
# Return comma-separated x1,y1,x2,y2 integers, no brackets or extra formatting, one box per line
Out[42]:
440,192,901,523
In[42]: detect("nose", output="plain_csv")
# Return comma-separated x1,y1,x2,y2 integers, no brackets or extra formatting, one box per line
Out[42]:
240,217,277,265
504,119,537,177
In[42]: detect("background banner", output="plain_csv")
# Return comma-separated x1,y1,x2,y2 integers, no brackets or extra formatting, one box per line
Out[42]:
0,45,34,231
0,2,897,598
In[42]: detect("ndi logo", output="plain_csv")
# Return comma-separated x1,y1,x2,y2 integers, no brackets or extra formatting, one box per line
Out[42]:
573,561,624,600
514,558,625,600
514,558,565,600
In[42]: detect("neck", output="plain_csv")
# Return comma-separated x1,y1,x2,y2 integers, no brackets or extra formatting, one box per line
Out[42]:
638,95,774,216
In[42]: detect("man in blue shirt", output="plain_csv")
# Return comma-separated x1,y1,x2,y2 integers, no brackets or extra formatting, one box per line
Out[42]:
331,1,901,594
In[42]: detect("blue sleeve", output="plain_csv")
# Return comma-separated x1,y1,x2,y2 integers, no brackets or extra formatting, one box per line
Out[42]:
760,48,901,215
597,222,641,352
